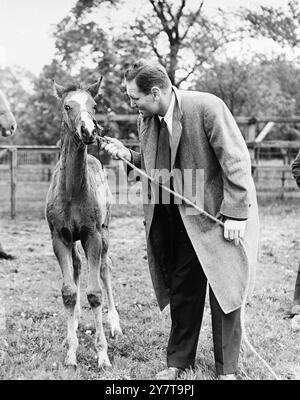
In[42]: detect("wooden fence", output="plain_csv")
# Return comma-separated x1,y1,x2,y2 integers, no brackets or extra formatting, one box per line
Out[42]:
1,115,300,218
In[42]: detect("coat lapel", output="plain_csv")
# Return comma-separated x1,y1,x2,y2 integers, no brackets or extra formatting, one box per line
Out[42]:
171,102,183,170
170,87,183,170
140,116,159,176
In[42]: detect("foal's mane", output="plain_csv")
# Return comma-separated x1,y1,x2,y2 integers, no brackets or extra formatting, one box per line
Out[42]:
61,84,85,97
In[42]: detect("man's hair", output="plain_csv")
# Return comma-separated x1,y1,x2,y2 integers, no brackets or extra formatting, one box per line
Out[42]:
124,59,171,94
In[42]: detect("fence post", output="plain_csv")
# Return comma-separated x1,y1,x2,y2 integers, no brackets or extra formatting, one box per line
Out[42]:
9,148,17,219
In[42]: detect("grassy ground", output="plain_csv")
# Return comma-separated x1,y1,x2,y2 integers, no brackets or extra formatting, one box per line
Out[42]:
0,187,300,380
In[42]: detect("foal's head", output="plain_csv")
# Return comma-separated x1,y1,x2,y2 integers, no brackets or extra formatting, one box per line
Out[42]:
0,90,17,137
53,77,103,145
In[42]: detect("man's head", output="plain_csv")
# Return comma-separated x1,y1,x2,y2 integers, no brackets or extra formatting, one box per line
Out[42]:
124,59,172,117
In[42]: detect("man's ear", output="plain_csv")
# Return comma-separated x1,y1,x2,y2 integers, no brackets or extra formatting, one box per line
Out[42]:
52,80,66,99
151,86,161,101
86,76,103,99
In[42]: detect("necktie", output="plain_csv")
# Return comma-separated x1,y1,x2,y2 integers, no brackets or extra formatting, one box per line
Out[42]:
155,117,172,204
155,118,170,172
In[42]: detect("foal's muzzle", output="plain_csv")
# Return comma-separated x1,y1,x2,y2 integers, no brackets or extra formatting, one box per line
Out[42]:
79,125,95,145
78,120,103,145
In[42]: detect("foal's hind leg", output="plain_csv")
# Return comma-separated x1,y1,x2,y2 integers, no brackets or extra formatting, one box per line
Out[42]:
83,233,111,368
101,251,122,338
53,237,79,367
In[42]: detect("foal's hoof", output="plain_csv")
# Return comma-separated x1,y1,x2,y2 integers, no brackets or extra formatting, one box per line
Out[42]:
107,311,123,338
65,354,77,369
98,353,112,370
110,325,123,338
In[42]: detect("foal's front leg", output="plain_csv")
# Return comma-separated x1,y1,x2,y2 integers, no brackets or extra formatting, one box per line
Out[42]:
53,237,79,367
72,244,82,327
101,252,122,338
83,233,111,368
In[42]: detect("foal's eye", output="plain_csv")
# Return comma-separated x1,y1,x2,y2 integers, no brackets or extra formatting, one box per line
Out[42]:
64,105,71,111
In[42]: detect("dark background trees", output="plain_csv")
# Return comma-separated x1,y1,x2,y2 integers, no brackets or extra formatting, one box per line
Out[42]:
3,0,300,145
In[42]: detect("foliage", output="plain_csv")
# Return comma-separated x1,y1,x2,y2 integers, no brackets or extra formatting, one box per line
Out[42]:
19,61,74,146
53,0,238,86
194,55,300,140
195,56,300,117
3,1,300,145
241,0,300,48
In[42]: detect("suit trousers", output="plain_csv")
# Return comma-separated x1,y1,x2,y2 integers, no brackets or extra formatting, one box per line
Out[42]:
150,202,242,375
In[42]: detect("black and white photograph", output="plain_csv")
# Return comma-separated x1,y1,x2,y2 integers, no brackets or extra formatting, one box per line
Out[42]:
0,0,300,383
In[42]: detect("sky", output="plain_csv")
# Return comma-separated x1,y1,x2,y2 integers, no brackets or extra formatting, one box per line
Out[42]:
0,0,295,76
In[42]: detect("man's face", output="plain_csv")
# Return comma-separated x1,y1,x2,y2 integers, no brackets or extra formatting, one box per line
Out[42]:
126,79,159,117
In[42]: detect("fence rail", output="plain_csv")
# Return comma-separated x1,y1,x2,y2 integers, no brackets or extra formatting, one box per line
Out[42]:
1,138,300,218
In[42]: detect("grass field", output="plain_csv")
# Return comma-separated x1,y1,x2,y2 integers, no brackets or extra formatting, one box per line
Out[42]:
0,176,300,380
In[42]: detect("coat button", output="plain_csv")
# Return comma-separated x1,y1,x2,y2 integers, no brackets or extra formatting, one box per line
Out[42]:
148,194,151,200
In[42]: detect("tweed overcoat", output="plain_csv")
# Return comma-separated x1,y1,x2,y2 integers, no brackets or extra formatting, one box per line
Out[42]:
130,87,259,314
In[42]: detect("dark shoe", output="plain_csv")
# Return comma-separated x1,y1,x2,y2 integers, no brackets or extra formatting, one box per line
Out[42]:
155,367,183,380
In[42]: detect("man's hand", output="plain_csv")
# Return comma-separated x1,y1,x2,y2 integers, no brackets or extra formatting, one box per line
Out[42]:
223,219,246,246
100,136,132,161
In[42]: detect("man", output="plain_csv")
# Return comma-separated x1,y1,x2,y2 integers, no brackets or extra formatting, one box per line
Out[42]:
290,154,300,331
101,60,259,380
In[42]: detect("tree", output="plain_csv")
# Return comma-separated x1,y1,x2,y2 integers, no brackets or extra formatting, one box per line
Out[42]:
195,55,297,116
194,57,258,116
53,0,238,88
20,60,74,145
195,55,300,140
241,0,300,48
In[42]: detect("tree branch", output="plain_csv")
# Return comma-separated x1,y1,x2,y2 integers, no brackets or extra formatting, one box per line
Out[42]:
136,20,165,64
176,64,199,86
181,1,204,41
175,0,186,22
161,0,174,20
149,0,172,39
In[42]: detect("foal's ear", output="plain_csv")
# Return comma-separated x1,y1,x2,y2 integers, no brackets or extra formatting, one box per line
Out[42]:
86,76,103,99
52,80,66,99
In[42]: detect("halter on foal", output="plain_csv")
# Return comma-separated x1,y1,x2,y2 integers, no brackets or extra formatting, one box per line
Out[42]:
0,90,17,260
46,78,122,369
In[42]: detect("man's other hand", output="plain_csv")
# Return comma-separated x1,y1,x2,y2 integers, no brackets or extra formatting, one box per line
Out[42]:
224,219,246,246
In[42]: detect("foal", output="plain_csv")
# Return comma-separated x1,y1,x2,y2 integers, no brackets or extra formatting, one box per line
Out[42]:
46,78,122,369
0,90,17,260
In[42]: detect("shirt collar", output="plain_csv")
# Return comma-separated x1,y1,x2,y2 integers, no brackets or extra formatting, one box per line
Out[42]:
158,90,175,124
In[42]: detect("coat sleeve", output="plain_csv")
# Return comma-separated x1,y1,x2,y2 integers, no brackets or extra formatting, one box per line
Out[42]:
203,96,252,219
292,150,300,188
